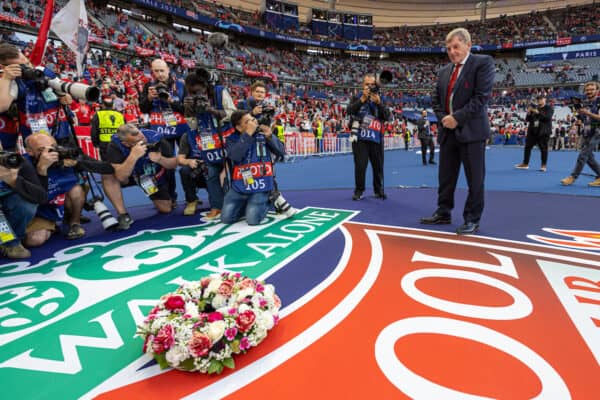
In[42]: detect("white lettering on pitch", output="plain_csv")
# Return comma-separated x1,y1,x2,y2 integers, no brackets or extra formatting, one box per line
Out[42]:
412,251,519,278
401,268,532,320
0,311,123,374
195,255,259,273
375,317,570,399
538,261,600,366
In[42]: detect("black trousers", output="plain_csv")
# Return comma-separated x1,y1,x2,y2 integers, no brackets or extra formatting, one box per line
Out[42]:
522,134,549,166
420,137,435,164
352,140,384,194
437,132,486,223
179,165,207,203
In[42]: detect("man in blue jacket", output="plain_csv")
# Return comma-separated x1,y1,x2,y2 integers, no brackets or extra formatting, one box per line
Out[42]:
221,111,285,226
421,28,495,235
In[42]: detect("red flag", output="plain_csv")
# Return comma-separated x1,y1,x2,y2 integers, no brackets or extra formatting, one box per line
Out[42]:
30,0,55,65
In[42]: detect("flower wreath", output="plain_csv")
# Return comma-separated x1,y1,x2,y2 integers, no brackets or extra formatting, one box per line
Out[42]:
137,272,281,374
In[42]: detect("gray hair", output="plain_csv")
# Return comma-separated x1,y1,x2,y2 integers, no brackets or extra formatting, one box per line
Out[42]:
585,81,600,90
116,123,139,140
446,28,471,44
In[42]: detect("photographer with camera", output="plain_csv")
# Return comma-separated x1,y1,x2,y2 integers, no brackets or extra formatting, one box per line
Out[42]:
561,81,600,187
0,144,46,258
180,68,236,219
102,124,177,229
221,111,286,226
140,59,190,206
417,109,436,165
0,44,92,144
515,94,554,172
23,134,90,245
348,73,391,200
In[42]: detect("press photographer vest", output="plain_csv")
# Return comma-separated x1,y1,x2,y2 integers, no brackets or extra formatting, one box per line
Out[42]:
356,102,383,144
97,110,125,142
0,111,19,151
15,68,71,141
147,79,189,139
23,154,79,222
230,133,274,194
111,129,166,184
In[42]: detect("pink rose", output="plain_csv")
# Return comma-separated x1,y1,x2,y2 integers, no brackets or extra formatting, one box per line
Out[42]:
273,294,282,309
218,280,234,297
208,312,224,322
200,277,211,288
188,331,212,357
151,325,174,354
239,278,255,290
164,295,185,311
236,310,256,333
225,327,238,341
255,283,265,293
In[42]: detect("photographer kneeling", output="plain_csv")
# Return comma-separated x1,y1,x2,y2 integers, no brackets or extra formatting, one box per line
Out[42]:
24,135,84,244
221,111,285,225
0,146,46,258
102,124,177,229
179,69,236,218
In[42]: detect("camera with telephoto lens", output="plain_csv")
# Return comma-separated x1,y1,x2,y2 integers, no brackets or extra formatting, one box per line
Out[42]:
188,159,207,181
0,151,24,169
48,146,81,167
20,65,45,81
270,191,297,218
84,196,119,231
187,95,210,115
367,70,393,95
196,67,220,86
155,83,170,101
350,120,360,142
570,97,583,111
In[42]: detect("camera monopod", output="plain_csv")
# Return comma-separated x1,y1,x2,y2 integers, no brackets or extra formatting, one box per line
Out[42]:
59,104,120,230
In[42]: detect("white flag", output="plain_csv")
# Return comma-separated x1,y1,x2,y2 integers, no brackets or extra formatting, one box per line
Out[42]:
50,0,89,77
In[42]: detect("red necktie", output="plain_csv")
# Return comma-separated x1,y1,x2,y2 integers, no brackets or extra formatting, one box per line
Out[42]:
445,63,462,113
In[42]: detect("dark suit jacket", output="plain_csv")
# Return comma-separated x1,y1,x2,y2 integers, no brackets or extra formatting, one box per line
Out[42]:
525,105,554,137
432,53,495,144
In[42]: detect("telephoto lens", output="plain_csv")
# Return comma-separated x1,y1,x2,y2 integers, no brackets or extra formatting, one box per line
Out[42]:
350,120,360,142
273,192,297,218
0,151,24,169
93,200,119,231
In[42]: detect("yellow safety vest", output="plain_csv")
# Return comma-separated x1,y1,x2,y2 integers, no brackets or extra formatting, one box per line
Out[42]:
275,125,285,142
316,121,323,138
97,110,125,142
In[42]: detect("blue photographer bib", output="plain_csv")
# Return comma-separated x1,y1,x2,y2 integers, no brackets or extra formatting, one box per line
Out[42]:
111,129,167,185
0,112,19,150
230,133,274,194
148,79,190,139
356,102,383,144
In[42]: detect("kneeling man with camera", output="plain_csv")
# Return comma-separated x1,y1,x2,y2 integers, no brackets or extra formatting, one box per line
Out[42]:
0,147,46,258
24,134,114,245
102,124,177,229
221,111,286,225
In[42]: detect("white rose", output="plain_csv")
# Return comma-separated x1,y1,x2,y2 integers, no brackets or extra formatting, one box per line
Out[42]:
238,303,250,313
236,288,254,303
207,320,226,342
184,302,199,318
263,284,275,298
212,294,227,309
165,344,189,367
258,310,274,330
206,279,222,296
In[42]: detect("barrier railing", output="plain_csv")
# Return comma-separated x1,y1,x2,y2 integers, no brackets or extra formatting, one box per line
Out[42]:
283,133,412,158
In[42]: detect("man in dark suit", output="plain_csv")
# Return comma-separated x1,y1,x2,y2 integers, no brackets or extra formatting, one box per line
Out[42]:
420,28,495,235
416,109,435,165
515,94,554,172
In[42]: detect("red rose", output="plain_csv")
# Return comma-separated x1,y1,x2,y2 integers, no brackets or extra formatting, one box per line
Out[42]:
188,331,212,357
164,295,185,311
151,325,174,354
236,310,256,333
208,312,224,322
218,280,234,297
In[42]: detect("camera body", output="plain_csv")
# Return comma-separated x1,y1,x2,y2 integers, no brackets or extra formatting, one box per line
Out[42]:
0,151,24,169
155,83,170,101
145,141,162,153
196,67,220,87
186,95,211,115
570,96,583,111
368,84,380,94
47,146,80,167
257,106,275,126
20,65,45,81
188,160,207,181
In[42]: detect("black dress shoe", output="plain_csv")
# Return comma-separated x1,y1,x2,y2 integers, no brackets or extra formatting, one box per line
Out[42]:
374,192,387,200
456,222,479,235
429,160,436,164
352,190,364,201
420,213,451,225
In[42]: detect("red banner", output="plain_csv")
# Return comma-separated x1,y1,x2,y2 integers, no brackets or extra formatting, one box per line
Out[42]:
110,41,129,50
180,58,196,68
0,12,29,26
242,68,278,83
159,52,177,64
29,0,54,66
135,46,155,57
556,36,572,46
